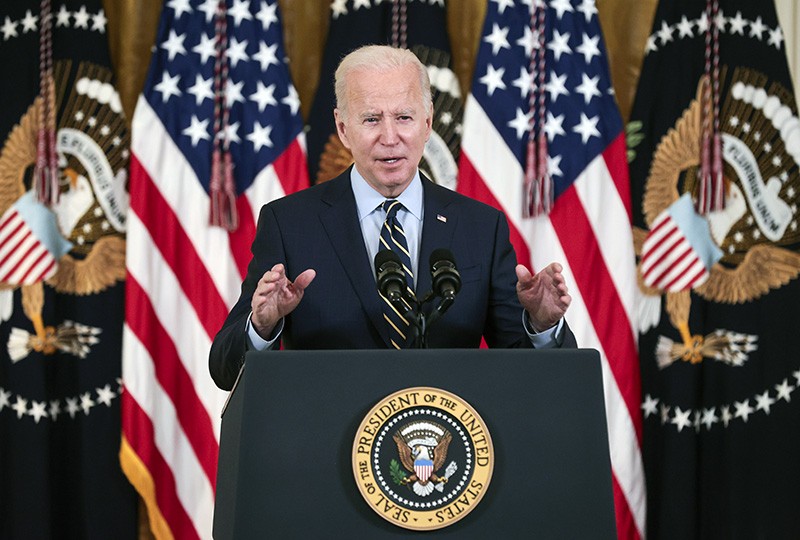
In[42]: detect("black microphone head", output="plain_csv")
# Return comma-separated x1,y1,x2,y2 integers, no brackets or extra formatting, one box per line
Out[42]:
375,249,402,273
375,249,406,302
430,248,461,298
430,248,456,269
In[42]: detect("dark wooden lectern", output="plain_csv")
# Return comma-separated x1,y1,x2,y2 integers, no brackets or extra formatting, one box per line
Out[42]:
213,349,616,539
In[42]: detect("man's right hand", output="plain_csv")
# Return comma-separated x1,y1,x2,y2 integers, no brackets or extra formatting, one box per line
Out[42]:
250,263,316,339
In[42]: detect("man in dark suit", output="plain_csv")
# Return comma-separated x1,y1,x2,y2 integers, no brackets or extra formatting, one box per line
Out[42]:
210,45,575,391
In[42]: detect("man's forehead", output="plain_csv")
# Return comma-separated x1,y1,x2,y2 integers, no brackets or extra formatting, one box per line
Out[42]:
343,65,426,118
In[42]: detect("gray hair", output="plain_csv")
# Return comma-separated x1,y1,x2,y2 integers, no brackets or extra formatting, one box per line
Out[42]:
334,45,432,119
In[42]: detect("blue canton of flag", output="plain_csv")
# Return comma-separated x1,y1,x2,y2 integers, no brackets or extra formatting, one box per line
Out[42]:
144,0,303,195
472,0,621,196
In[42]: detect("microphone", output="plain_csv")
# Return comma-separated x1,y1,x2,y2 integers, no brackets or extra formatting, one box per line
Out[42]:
430,249,461,301
374,250,409,305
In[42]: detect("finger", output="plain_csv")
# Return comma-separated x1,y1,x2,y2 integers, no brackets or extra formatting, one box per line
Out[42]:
292,268,316,291
555,288,571,307
515,264,532,285
260,267,281,282
254,281,278,297
256,275,281,296
545,265,567,288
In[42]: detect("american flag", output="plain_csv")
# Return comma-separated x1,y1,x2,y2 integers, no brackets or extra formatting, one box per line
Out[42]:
0,193,72,286
640,194,723,292
120,0,308,538
456,0,645,537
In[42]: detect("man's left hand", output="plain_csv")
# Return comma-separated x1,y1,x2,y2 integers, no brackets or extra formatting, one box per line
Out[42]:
515,263,571,332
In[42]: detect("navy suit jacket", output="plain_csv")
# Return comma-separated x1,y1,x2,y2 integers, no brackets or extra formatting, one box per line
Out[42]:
209,169,576,390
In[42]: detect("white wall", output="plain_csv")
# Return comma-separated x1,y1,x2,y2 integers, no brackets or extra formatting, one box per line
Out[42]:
776,0,799,106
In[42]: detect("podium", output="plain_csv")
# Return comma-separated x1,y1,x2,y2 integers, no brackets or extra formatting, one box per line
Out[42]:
213,349,616,538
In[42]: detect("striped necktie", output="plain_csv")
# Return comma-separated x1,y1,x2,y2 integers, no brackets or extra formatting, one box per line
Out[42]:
379,199,414,349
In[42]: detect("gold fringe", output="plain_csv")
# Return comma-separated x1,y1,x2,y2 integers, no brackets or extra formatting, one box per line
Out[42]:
120,436,175,540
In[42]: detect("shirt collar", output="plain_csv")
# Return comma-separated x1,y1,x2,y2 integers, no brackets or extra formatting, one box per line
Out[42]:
350,166,424,222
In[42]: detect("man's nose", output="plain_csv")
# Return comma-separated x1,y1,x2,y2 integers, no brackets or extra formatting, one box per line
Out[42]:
380,121,399,144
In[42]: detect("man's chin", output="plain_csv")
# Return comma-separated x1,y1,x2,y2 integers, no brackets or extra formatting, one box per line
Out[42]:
379,176,414,194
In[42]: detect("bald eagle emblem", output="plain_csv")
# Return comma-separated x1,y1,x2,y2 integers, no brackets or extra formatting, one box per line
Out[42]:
632,68,800,368
1,59,126,365
391,421,457,497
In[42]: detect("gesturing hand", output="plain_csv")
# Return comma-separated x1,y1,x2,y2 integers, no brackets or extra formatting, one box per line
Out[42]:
250,263,316,339
515,262,571,332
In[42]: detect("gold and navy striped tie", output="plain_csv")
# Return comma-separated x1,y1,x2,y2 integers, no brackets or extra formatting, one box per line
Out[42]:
379,200,414,349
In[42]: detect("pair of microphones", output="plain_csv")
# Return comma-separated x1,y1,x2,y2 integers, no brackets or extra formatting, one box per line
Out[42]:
374,248,462,347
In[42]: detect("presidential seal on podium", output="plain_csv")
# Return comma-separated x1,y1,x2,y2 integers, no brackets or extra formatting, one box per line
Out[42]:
352,387,494,531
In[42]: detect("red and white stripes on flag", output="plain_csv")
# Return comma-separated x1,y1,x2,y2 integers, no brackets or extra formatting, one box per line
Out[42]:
0,193,72,285
120,1,309,538
641,194,723,292
456,2,645,538
414,461,434,482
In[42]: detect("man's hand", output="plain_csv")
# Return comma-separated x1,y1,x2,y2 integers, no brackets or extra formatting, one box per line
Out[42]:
250,263,316,339
515,262,571,332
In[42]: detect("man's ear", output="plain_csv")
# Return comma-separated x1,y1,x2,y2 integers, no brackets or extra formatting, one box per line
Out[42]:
334,108,350,149
425,101,434,141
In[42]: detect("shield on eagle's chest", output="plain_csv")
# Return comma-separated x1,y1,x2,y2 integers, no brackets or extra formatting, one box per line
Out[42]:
414,456,434,482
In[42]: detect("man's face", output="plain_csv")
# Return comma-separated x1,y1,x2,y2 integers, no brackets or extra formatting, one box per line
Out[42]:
334,64,433,198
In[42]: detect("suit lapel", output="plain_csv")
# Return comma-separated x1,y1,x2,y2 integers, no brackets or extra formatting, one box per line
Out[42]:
319,172,392,346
